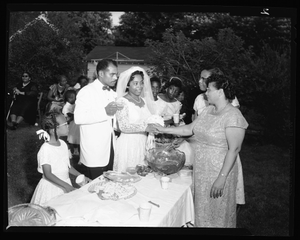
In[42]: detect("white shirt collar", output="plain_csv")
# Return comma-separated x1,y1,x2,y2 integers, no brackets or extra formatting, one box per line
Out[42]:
22,81,30,87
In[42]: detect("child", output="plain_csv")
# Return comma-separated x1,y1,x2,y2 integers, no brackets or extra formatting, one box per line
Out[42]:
62,89,80,157
30,110,90,206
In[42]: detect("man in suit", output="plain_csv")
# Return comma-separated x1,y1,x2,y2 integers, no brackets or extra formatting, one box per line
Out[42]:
74,59,123,179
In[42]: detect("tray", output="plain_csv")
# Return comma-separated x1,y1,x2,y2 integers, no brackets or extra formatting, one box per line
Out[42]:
103,171,141,183
88,180,137,201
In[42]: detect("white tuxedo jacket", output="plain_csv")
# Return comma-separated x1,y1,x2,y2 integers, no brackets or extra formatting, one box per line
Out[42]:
74,79,117,167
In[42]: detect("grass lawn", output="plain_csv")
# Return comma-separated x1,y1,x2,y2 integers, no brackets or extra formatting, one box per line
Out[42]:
5,122,293,235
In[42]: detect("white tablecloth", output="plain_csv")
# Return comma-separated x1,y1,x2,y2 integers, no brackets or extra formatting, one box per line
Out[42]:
45,173,194,227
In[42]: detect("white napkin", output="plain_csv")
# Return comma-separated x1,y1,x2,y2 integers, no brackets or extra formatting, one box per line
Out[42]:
46,190,101,219
83,200,138,226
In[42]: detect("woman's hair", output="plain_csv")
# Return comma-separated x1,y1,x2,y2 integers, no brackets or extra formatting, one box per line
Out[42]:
22,72,31,78
163,76,182,91
150,76,161,87
41,110,62,141
206,73,235,100
125,70,144,92
76,75,89,84
207,67,224,76
64,89,77,103
58,75,67,82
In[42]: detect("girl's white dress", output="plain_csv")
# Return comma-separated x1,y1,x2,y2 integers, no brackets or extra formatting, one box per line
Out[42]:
62,102,80,144
30,140,72,206
113,97,152,172
155,96,182,120
193,93,209,115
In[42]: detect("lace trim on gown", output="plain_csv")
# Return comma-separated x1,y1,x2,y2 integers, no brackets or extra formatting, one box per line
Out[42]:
113,97,152,172
116,98,148,133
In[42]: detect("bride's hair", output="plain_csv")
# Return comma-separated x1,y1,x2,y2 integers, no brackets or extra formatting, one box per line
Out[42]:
126,70,144,87
116,67,156,114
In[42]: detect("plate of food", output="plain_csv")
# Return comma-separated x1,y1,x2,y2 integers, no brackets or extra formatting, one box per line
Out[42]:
88,179,137,201
136,164,153,177
103,171,141,183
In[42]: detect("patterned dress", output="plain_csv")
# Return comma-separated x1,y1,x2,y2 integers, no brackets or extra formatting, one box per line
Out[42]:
113,97,152,172
192,105,248,227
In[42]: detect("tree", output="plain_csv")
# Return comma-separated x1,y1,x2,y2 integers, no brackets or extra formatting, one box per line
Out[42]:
67,11,114,54
113,12,187,46
115,12,291,56
146,28,291,145
187,13,291,55
8,12,85,92
146,28,245,86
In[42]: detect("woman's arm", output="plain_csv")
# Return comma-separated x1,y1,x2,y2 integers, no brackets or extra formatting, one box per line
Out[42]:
151,119,197,136
116,101,148,133
13,84,38,98
47,88,57,102
42,164,76,193
210,127,246,198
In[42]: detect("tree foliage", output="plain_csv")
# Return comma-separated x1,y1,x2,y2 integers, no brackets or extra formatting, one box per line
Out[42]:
146,27,291,144
113,12,187,46
8,12,86,92
146,28,245,86
115,12,291,55
67,11,114,54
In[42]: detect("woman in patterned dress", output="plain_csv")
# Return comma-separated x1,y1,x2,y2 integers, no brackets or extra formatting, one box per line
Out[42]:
193,68,245,207
150,73,248,227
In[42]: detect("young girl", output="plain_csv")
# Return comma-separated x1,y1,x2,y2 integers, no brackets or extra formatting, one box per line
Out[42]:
30,110,89,206
62,89,80,157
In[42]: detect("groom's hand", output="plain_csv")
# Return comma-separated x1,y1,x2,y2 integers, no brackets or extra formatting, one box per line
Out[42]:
105,101,124,116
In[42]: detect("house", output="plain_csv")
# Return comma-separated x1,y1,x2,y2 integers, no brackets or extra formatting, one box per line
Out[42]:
85,46,153,80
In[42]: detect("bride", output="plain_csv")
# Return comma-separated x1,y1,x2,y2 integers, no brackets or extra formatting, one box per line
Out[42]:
113,67,157,172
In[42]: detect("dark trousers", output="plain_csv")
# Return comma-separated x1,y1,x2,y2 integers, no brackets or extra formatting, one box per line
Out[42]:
81,135,114,180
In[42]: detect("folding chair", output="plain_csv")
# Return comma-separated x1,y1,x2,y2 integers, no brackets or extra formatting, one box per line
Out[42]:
36,92,43,126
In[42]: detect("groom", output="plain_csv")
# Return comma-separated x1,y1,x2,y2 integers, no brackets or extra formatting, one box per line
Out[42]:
74,59,123,180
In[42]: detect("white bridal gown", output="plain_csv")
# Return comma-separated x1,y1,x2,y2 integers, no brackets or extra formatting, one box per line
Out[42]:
113,97,152,173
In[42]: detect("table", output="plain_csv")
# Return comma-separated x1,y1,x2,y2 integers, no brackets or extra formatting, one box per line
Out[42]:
45,173,194,227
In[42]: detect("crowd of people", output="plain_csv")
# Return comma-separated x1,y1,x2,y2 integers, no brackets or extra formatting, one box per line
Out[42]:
8,59,249,228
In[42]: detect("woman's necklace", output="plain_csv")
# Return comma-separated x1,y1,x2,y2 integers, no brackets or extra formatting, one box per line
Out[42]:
127,94,141,103
213,102,229,114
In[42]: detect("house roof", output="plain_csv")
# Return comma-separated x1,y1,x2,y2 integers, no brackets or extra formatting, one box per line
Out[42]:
85,46,152,61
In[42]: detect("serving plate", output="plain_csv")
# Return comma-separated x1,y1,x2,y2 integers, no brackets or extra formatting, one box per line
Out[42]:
103,171,141,183
88,180,137,201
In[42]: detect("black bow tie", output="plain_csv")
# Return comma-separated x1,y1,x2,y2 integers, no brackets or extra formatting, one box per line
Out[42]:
102,85,111,91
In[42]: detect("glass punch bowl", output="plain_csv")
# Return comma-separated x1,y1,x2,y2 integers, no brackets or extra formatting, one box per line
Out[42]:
145,146,186,175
